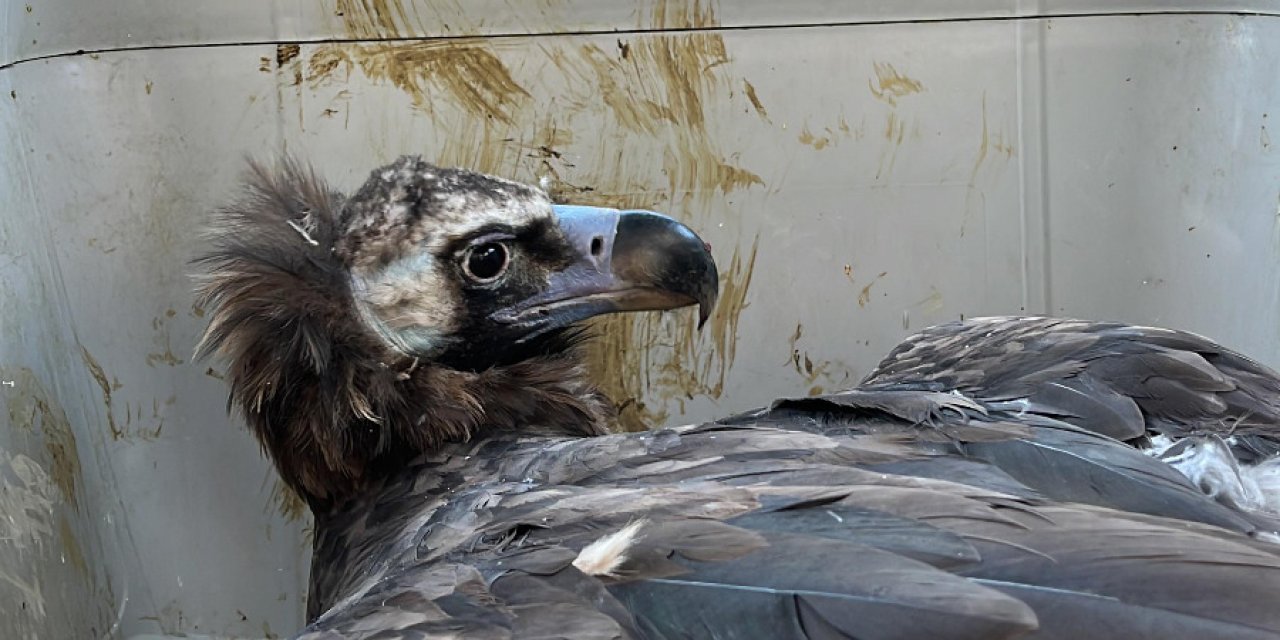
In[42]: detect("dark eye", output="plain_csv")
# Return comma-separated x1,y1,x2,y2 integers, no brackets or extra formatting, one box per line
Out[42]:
462,242,510,282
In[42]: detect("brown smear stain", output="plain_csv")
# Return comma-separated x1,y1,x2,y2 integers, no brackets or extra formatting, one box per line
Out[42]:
87,238,116,254
743,80,768,120
81,348,161,442
306,1,761,207
644,0,720,29
877,112,908,180
798,125,831,150
544,4,763,207
146,316,185,368
332,0,412,39
58,516,88,577
145,348,182,368
869,62,923,181
433,114,526,179
869,61,924,106
307,47,352,88
588,237,758,432
800,116,860,152
276,44,301,66
963,93,1015,236
839,115,865,140
4,368,82,508
39,398,79,509
858,271,889,308
80,348,122,440
307,41,530,125
784,324,851,396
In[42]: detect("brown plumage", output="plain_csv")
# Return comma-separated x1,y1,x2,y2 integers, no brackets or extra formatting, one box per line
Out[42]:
196,157,1280,639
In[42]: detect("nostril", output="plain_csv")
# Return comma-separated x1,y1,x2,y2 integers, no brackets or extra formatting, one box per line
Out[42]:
590,236,604,257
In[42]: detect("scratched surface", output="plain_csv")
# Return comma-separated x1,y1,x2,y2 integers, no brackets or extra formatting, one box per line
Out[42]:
2,5,1280,639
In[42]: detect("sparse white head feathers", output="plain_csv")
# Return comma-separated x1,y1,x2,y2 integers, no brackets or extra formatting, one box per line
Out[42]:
337,157,555,357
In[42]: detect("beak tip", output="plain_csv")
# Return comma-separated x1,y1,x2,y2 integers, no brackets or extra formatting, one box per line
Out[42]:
696,296,715,330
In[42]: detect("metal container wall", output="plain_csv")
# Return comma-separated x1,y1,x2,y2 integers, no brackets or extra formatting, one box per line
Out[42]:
2,2,1278,638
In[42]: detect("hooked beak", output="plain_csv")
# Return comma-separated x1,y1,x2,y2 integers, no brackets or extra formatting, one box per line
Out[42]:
492,205,719,342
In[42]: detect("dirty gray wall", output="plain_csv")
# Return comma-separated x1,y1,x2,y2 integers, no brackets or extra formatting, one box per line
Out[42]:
2,2,1279,638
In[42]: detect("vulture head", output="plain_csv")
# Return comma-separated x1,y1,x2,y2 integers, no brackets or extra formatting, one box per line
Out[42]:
194,156,718,510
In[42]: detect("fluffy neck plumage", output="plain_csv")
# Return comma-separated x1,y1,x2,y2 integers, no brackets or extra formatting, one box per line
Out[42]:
194,160,610,511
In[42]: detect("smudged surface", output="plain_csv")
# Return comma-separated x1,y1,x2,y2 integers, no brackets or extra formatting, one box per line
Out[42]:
146,315,185,369
784,324,853,396
963,94,1015,236
79,348,121,440
37,397,78,508
877,112,910,180
308,42,530,124
913,287,945,315
858,271,889,308
57,517,87,578
743,80,768,120
0,452,55,554
276,44,301,66
3,369,80,507
80,348,162,442
869,61,924,106
0,365,110,637
588,237,758,432
145,348,182,368
799,125,831,150
305,1,761,207
332,0,412,39
541,4,763,205
969,93,1016,185
0,451,56,634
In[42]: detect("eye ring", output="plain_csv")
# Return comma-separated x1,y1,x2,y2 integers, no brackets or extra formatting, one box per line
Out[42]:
462,242,510,283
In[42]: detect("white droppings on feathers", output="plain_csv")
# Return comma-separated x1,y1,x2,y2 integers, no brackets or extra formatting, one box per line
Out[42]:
1252,458,1280,511
573,520,646,577
1258,531,1280,545
285,218,319,246
1146,434,1177,453
1146,435,1280,515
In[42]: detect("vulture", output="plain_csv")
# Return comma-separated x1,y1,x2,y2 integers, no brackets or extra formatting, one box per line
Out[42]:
194,156,1280,640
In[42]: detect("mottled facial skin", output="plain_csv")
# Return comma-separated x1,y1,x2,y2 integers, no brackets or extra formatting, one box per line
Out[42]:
340,157,583,370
